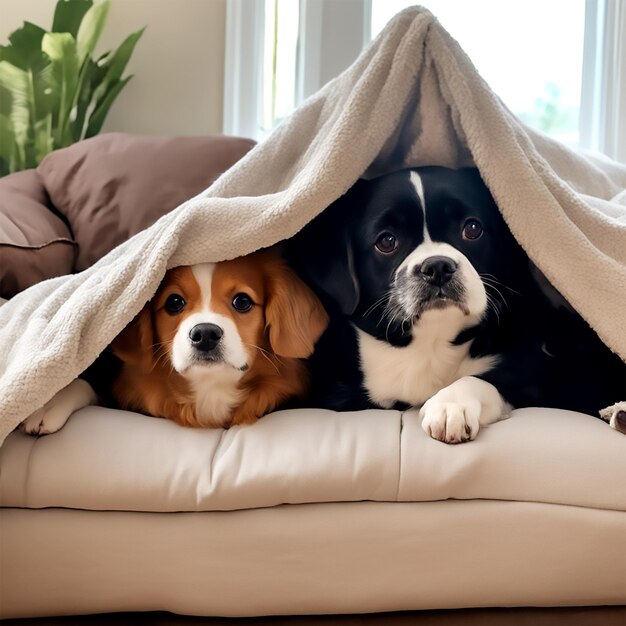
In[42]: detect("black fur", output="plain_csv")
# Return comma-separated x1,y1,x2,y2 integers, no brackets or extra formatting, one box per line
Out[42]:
288,166,625,416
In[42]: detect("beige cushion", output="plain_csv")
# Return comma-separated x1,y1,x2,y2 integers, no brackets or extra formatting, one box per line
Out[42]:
2,502,624,618
1,406,624,513
0,170,76,299
0,407,626,618
2,406,625,618
37,133,256,270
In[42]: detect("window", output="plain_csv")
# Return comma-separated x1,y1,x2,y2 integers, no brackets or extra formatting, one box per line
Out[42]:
224,0,625,162
261,0,300,137
372,0,586,147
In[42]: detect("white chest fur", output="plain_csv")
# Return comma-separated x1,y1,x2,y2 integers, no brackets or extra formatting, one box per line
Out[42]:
187,365,245,428
356,308,497,408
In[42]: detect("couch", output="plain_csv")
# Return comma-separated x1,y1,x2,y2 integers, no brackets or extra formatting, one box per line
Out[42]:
0,135,624,619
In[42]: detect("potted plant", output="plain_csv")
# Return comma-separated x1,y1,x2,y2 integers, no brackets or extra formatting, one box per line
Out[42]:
0,0,144,176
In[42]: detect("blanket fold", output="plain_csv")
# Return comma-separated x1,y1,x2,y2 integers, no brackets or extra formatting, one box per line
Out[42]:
1,6,625,444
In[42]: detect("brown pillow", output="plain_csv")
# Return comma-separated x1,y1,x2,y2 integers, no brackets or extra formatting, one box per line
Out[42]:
0,170,77,299
37,133,256,270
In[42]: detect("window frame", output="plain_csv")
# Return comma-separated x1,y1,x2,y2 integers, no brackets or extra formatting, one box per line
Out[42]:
223,0,265,138
580,0,626,162
223,0,625,162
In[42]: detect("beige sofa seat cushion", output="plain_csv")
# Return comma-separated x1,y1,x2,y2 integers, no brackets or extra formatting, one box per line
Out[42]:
2,502,624,619
1,407,623,513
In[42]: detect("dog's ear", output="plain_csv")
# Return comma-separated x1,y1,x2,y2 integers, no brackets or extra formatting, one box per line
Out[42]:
306,236,360,316
264,257,329,359
110,305,154,372
286,183,364,316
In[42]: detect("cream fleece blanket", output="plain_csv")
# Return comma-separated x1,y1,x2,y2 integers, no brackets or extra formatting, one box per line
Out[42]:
1,6,625,445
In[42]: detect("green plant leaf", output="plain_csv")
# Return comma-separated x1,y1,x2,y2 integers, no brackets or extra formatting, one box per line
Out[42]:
0,61,32,146
76,0,110,64
85,74,131,137
53,0,93,37
41,32,79,147
0,83,12,117
0,0,142,172
33,114,53,163
0,113,17,175
32,62,58,122
90,29,143,112
105,28,145,83
91,27,144,104
70,56,105,141
0,58,57,171
0,22,54,129
0,22,47,71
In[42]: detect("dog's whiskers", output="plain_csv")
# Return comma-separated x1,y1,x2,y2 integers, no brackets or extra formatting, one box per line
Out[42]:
485,293,502,326
480,277,511,314
151,341,173,373
244,342,281,375
480,274,521,296
363,291,393,319
384,307,405,341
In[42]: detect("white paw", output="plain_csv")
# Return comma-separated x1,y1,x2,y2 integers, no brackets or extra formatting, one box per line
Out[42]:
19,399,74,436
419,377,510,444
18,379,97,437
420,396,481,444
599,401,626,435
19,407,52,435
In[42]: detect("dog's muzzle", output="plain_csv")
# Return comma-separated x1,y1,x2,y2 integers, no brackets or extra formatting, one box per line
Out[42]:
189,323,224,362
414,255,465,304
416,255,458,288
391,255,467,320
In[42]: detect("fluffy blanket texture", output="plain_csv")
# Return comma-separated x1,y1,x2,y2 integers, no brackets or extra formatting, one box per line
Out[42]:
0,6,625,444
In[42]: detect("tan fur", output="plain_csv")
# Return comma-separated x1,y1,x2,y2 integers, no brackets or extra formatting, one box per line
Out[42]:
111,249,328,428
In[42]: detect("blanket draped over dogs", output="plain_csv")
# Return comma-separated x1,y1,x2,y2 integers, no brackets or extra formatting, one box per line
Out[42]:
0,6,625,444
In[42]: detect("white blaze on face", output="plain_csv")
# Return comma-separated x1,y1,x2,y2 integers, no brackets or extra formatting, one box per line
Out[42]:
397,171,488,322
170,263,249,374
169,263,249,427
410,171,431,244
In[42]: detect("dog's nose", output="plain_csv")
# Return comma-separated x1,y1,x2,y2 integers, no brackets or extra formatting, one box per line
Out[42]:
418,256,458,286
189,323,223,352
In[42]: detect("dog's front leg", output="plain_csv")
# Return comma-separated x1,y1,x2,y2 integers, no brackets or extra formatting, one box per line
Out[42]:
419,376,511,444
19,379,98,436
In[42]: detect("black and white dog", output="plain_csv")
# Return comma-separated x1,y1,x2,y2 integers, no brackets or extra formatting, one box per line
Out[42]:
288,167,625,443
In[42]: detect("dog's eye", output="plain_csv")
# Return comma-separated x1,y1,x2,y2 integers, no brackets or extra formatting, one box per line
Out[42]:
164,294,186,314
232,293,254,313
462,219,483,240
375,232,398,254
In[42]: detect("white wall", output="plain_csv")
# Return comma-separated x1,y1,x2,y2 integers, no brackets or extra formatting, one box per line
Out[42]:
0,0,226,136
